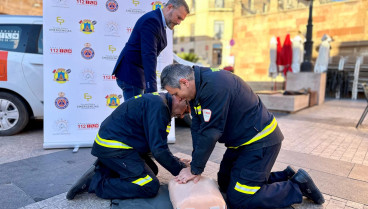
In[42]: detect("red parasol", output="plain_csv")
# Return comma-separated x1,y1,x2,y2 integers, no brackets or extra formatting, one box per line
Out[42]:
281,34,293,76
276,37,282,73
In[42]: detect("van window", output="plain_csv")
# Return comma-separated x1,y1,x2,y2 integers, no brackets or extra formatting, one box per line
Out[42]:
38,27,43,54
0,26,22,51
0,24,42,54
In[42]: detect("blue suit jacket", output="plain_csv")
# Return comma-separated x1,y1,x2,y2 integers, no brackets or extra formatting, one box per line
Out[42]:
112,9,167,93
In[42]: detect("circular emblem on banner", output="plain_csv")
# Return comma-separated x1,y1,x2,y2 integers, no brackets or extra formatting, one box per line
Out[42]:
151,1,163,10
105,94,121,108
55,92,69,109
106,0,119,12
81,43,95,60
53,68,71,83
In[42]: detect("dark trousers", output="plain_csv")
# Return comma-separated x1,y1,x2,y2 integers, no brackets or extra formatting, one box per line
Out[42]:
116,79,144,101
89,150,160,199
218,142,302,209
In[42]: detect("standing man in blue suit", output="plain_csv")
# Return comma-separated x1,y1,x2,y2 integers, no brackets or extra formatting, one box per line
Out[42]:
112,0,189,100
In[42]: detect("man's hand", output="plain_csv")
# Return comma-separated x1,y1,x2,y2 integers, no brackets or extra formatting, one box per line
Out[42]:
180,158,191,167
175,167,201,184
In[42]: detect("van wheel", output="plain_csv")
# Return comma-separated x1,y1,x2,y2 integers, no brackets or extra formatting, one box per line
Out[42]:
0,92,29,136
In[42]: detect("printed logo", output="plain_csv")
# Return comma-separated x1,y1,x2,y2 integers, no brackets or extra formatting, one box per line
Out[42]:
57,16,64,25
102,45,118,61
50,47,72,54
53,68,71,83
106,94,122,108
152,1,163,10
84,93,92,101
126,27,133,33
77,93,99,109
0,29,19,42
104,21,120,37
49,17,72,33
51,0,70,8
76,0,98,6
102,74,116,81
203,109,212,122
106,0,119,12
77,123,100,130
55,92,69,109
132,0,139,6
79,19,97,34
53,118,70,135
126,8,145,15
79,68,96,84
81,43,95,60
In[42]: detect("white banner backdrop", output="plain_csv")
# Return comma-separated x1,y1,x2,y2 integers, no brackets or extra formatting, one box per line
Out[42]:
43,0,174,149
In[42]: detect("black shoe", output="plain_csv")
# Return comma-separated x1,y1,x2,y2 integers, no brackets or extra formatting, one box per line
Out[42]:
283,165,296,179
290,169,325,205
66,165,95,200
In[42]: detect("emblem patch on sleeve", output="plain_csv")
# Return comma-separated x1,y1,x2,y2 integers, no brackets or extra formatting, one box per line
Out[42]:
203,109,212,122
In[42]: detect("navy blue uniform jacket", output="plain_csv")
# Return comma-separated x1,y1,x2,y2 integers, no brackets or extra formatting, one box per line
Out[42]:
112,9,167,93
189,66,283,175
91,93,184,176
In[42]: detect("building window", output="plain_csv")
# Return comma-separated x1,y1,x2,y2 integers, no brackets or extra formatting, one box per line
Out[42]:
212,43,222,66
173,37,178,44
214,21,224,40
215,0,224,8
189,48,194,53
180,36,185,42
191,0,195,12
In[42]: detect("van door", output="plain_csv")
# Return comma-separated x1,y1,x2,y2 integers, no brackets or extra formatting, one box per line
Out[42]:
22,25,43,102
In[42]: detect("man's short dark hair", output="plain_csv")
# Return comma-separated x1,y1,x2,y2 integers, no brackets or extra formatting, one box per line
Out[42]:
161,64,194,89
166,0,190,14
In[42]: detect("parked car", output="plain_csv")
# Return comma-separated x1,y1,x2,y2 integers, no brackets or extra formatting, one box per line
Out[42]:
0,15,43,136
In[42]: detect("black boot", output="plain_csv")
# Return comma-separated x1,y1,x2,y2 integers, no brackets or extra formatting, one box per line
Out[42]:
290,169,325,205
283,165,296,179
66,163,96,200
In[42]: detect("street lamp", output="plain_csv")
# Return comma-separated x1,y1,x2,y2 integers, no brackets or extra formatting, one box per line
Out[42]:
300,0,314,72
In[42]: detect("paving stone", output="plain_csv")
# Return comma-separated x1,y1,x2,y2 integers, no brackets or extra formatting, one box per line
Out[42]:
0,184,35,209
310,170,368,205
349,164,368,182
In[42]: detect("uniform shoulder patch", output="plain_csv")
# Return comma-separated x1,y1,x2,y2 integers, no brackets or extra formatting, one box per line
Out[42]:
203,109,212,122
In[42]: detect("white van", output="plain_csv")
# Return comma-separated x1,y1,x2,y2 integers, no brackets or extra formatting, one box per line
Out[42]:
0,15,43,136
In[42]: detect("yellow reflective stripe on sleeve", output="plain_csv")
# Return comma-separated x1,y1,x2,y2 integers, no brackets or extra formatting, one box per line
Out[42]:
95,133,133,149
134,94,142,99
234,182,260,194
166,125,171,133
194,105,202,115
229,117,278,149
152,92,159,95
132,175,153,186
210,68,220,72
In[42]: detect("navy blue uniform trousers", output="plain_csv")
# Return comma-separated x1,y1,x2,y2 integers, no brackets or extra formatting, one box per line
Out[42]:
218,143,303,209
88,150,160,199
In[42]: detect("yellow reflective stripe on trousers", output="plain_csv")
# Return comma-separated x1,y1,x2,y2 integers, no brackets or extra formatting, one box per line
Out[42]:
132,175,153,186
234,182,260,194
166,125,171,133
95,133,133,149
229,117,278,149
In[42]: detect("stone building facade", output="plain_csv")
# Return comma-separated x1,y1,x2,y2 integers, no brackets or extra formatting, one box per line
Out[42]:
0,0,42,16
232,0,368,81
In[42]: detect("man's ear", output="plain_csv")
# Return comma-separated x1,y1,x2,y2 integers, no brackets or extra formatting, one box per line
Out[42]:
179,78,189,87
